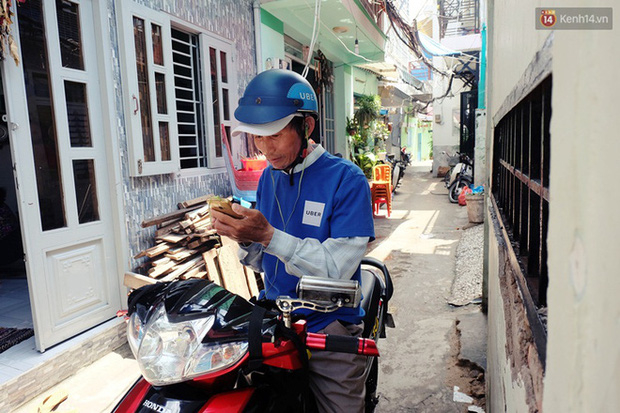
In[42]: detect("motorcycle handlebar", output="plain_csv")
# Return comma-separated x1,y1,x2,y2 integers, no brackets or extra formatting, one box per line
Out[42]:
306,332,380,357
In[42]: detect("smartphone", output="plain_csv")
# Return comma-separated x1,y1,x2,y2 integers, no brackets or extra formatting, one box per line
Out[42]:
210,197,243,219
232,196,253,209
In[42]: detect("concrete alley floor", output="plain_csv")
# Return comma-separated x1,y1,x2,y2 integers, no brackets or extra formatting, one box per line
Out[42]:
13,161,486,413
368,162,486,413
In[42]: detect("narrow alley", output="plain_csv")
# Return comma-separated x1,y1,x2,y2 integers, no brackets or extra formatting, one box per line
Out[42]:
12,162,487,413
369,162,486,412
0,0,617,411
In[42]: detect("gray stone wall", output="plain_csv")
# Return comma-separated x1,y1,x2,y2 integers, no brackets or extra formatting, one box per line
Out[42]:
105,0,256,268
0,322,127,412
486,205,545,412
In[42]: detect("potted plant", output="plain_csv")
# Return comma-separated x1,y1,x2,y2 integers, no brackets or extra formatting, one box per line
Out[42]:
354,94,381,130
346,117,358,136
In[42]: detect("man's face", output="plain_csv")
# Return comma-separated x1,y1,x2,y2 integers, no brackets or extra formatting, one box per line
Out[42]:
253,124,302,170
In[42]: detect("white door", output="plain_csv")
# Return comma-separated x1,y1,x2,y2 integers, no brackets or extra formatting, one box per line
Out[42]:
1,0,121,351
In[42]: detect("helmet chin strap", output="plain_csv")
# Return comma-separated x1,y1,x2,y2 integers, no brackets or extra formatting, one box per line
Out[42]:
274,136,309,186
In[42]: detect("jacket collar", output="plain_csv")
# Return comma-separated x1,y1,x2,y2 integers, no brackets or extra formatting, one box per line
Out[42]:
275,144,325,174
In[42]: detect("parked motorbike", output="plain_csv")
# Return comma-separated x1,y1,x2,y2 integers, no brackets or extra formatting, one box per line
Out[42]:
444,152,473,203
386,147,411,193
441,151,459,187
113,257,394,413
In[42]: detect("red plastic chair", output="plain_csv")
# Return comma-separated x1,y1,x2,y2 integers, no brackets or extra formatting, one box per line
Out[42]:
221,126,264,201
371,183,392,217
370,164,392,217
372,164,391,184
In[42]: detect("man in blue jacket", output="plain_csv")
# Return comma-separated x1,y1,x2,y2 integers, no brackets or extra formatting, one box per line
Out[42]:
211,69,374,413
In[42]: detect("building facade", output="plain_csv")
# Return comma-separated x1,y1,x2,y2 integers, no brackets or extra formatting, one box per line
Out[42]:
0,0,255,361
484,0,619,411
431,0,482,176
257,0,387,158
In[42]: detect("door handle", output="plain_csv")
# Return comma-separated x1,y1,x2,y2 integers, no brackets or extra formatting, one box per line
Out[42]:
132,94,139,115
3,114,19,130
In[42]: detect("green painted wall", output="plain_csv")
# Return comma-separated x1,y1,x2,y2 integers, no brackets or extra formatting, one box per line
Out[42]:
260,9,285,72
334,64,353,159
257,10,359,161
352,67,379,96
402,114,433,161
260,9,283,33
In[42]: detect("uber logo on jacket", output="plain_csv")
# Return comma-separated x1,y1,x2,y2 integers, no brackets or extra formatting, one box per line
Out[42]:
302,201,325,227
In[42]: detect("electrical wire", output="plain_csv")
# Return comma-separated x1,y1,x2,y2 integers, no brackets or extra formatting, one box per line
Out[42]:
300,0,381,65
384,0,450,77
328,28,380,63
382,0,483,110
407,73,455,112
267,158,308,297
414,0,435,21
301,0,321,78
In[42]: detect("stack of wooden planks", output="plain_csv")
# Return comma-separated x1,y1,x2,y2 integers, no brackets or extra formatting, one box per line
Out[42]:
124,195,263,300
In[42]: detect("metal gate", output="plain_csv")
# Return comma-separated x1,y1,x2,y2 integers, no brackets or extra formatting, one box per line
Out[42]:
460,90,478,161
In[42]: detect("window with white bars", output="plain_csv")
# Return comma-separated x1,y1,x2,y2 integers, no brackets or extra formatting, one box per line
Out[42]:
118,1,237,174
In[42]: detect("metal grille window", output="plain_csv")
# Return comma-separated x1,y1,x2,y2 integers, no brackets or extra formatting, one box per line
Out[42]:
321,86,335,154
439,0,480,38
492,75,551,307
171,29,206,169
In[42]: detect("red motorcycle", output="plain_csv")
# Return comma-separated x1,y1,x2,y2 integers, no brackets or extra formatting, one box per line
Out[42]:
113,257,394,413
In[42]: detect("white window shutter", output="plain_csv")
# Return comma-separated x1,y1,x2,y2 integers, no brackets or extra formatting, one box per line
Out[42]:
117,1,180,176
200,35,237,169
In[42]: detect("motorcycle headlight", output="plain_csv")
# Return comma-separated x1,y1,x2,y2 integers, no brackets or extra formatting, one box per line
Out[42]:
129,303,248,386
127,312,144,356
185,340,248,378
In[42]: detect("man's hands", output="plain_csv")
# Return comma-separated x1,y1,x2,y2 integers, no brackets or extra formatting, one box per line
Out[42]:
211,204,274,247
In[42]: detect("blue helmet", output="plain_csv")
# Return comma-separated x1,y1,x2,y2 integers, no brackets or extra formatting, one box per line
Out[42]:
234,69,318,125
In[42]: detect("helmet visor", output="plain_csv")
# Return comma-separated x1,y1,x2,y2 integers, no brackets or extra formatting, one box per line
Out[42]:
232,113,300,137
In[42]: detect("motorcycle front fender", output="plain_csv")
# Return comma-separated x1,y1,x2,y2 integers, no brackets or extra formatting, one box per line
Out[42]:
448,165,462,186
112,378,255,413
200,388,255,413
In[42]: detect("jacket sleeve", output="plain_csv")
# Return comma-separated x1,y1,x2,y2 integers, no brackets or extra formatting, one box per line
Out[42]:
264,229,369,279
